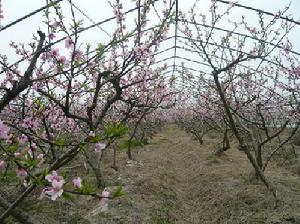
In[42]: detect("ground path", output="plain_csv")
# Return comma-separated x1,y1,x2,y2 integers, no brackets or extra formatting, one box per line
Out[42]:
88,125,300,224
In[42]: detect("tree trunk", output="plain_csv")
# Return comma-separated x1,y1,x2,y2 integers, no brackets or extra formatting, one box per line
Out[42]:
222,129,230,151
212,70,277,202
256,145,263,169
0,193,41,224
112,146,119,171
127,143,133,160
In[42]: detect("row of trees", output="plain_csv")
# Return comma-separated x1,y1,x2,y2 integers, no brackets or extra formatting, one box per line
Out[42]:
172,0,300,204
0,0,176,223
1,0,300,222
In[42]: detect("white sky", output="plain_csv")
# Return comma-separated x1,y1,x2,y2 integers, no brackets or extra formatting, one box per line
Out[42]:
1,0,300,83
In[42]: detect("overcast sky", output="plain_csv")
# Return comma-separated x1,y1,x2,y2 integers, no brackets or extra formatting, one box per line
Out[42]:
1,0,299,81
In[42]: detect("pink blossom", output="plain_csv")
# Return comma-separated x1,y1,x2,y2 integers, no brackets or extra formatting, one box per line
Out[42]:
72,177,82,189
48,32,55,40
50,20,60,29
43,171,65,200
58,56,67,65
283,40,293,54
23,179,29,187
14,152,21,158
293,66,300,77
183,25,193,38
73,50,83,61
16,167,28,179
134,44,151,57
43,179,64,200
31,142,37,149
0,119,10,140
88,131,95,137
99,188,110,208
72,80,81,89
95,143,106,153
45,171,64,183
37,153,44,161
65,36,73,49
36,153,44,166
50,48,60,58
248,27,258,34
0,160,6,170
113,3,124,23
52,179,64,192
18,134,28,144
22,117,39,130
27,148,34,158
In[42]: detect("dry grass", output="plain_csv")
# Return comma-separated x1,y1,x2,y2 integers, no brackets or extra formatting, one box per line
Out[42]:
3,125,300,223
84,125,300,224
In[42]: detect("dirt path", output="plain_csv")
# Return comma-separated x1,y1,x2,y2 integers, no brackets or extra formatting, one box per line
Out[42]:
88,125,300,224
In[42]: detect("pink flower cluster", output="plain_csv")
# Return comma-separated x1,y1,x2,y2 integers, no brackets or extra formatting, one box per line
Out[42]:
42,171,65,200
17,134,28,144
22,117,39,131
99,188,110,209
0,160,6,170
0,119,10,140
247,27,258,35
65,36,73,49
134,44,151,58
292,66,300,77
72,177,82,189
95,142,106,153
282,40,293,54
113,3,124,23
42,106,80,133
16,167,28,179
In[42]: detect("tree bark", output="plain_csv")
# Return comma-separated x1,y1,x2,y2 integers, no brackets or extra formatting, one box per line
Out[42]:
0,192,41,224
